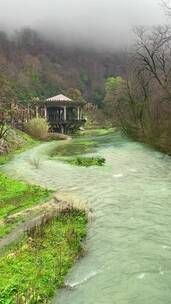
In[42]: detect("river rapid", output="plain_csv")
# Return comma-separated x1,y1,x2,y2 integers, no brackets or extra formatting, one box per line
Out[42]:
2,133,171,304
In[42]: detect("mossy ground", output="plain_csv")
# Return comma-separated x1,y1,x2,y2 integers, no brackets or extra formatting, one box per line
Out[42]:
0,209,87,304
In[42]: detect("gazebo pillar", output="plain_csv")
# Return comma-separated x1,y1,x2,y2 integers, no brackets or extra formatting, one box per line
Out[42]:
44,106,47,119
77,106,80,120
64,106,67,121
27,104,30,121
36,106,39,118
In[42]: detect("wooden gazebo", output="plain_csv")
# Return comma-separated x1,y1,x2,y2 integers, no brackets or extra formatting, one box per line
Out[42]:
36,94,86,133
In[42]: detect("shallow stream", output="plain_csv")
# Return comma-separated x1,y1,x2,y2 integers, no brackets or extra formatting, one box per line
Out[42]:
2,133,171,304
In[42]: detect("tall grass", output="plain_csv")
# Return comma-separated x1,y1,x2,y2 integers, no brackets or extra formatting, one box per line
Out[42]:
25,118,49,140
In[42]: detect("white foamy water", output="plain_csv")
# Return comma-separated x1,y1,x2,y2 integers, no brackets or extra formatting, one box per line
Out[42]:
66,271,98,288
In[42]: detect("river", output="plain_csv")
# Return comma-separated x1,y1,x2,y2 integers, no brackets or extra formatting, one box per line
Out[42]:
2,133,171,304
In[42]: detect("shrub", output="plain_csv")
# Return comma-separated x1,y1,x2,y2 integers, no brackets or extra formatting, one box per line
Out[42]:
25,118,49,140
66,156,106,167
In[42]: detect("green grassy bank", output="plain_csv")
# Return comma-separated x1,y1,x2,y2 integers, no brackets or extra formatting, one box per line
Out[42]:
0,208,87,303
0,172,51,238
0,127,88,303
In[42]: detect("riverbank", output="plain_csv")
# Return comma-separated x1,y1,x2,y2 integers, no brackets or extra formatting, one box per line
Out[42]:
0,128,88,303
0,128,52,237
0,208,87,303
0,126,70,165
0,172,52,238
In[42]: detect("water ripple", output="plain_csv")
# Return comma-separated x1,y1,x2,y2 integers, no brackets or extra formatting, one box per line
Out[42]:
2,134,171,304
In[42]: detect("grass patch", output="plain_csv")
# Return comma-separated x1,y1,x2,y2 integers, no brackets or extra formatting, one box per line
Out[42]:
0,172,52,238
66,156,106,167
25,118,49,140
0,208,87,303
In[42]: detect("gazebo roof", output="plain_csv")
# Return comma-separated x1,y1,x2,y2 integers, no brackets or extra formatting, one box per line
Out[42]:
46,94,72,102
44,93,85,107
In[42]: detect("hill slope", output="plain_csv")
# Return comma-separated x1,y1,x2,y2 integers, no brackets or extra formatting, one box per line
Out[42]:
0,29,126,105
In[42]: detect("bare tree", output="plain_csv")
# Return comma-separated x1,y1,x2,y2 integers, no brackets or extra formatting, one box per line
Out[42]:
133,25,171,98
161,0,171,16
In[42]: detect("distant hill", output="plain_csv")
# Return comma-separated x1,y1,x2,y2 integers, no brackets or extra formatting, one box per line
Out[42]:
0,28,126,106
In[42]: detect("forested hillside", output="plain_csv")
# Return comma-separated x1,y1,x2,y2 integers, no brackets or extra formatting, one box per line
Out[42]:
0,28,126,105
1,26,170,155
99,26,171,154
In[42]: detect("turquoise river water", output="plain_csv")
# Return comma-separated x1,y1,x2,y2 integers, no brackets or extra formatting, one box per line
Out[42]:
2,133,171,304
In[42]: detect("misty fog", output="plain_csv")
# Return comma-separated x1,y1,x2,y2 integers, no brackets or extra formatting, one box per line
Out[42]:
0,0,167,49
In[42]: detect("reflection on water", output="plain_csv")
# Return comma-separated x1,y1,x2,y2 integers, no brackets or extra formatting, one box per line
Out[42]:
2,133,171,304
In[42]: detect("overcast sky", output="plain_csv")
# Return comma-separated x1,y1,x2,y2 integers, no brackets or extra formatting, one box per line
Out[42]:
0,0,167,49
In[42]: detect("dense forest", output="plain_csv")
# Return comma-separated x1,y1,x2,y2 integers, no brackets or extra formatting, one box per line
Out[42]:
0,28,126,105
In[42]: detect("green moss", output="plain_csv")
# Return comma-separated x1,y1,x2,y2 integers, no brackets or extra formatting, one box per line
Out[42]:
0,209,87,304
66,156,106,167
0,172,52,238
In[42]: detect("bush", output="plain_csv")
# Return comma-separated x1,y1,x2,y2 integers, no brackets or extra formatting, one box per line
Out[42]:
25,118,49,140
66,156,106,167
